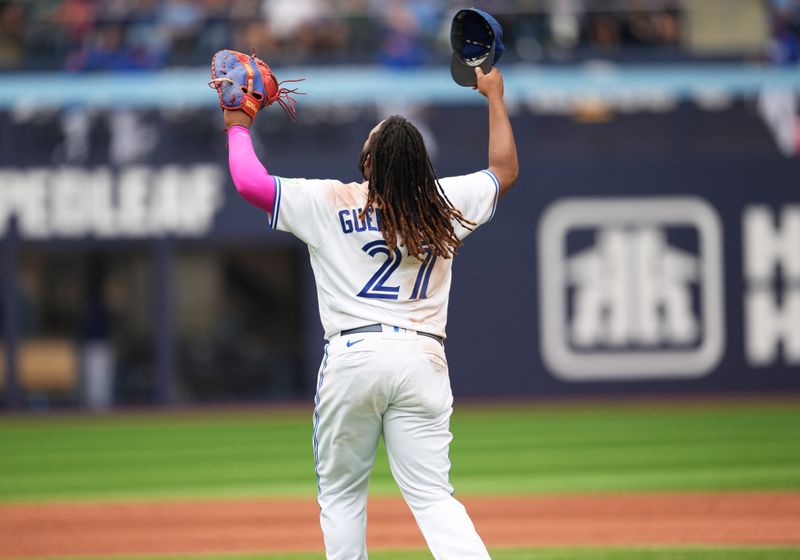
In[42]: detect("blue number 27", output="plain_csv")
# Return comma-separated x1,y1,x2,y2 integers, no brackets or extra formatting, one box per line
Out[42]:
357,240,437,300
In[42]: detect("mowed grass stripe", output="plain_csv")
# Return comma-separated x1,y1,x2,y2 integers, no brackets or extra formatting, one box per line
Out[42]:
1,401,798,501
0,415,318,500
448,465,800,494
380,402,800,494
0,422,309,451
451,407,799,441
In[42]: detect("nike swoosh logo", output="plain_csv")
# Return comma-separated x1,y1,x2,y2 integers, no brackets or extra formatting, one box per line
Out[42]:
346,339,365,347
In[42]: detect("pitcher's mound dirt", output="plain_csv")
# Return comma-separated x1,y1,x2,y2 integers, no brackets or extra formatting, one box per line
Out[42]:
1,492,799,558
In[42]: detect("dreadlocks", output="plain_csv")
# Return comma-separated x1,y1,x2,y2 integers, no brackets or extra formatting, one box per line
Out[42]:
358,116,475,260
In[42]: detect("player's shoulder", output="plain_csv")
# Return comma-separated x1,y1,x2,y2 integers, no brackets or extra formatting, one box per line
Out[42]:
277,177,341,189
276,177,368,208
332,180,369,208
438,169,498,189
278,177,365,190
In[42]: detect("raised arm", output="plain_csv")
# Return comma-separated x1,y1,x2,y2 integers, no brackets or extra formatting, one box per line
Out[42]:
224,100,276,213
475,67,518,197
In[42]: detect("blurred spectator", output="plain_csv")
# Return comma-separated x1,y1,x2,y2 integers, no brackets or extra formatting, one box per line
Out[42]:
586,12,621,49
264,0,324,40
126,0,168,67
0,1,25,68
621,9,679,46
378,1,426,67
195,0,234,60
583,2,680,51
80,258,115,412
68,24,156,71
549,0,581,51
769,0,800,63
53,0,95,46
158,0,203,64
263,0,349,62
758,0,800,157
234,19,276,58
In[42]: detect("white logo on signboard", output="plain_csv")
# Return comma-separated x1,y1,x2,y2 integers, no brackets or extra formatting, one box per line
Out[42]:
569,227,699,348
538,197,725,381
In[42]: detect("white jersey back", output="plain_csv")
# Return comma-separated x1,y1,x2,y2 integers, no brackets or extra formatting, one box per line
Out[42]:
270,170,499,340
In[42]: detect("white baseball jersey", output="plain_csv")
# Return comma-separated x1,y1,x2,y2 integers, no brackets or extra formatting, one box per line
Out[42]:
269,170,499,340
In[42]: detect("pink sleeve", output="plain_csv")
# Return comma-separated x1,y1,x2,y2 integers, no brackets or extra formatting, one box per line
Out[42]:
227,125,276,214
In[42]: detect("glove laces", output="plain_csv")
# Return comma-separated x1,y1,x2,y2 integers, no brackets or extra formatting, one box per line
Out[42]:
274,79,305,122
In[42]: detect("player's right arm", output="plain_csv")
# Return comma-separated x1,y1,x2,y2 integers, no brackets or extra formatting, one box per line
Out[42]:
475,67,518,197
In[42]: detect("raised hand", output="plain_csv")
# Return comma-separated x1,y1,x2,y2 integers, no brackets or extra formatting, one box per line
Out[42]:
474,67,504,100
223,77,255,129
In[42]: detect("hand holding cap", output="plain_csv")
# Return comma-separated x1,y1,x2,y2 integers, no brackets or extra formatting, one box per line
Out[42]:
450,8,505,87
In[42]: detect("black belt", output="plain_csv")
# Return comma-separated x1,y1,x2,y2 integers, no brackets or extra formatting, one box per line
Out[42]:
341,324,444,345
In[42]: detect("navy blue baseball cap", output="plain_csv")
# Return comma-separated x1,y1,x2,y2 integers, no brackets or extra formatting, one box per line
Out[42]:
450,8,505,87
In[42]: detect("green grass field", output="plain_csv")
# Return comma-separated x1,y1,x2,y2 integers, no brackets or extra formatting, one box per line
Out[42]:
2,399,799,502
2,398,800,559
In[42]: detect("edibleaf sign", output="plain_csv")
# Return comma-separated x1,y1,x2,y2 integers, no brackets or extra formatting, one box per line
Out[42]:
0,165,224,239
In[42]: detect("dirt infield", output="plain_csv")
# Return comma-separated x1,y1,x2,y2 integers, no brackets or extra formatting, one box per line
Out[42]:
1,492,799,558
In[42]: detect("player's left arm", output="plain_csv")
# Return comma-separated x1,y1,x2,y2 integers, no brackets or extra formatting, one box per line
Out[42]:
225,96,336,247
475,67,518,197
224,78,277,214
227,124,276,213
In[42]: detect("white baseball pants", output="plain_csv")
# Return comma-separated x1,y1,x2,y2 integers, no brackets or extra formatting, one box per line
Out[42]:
313,325,490,560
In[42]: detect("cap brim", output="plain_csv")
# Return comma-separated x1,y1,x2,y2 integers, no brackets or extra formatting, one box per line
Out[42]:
450,43,495,87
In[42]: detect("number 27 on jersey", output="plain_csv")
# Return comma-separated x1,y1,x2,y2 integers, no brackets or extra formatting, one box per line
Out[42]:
357,240,437,301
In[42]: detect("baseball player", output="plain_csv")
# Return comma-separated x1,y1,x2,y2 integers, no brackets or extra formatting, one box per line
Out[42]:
222,65,517,559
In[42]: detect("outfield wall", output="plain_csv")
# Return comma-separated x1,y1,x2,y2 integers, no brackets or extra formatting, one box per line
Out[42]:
1,97,798,403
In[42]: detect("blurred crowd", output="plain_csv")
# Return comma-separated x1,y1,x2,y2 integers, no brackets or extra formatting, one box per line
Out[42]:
770,0,800,63
0,0,683,71
0,0,796,71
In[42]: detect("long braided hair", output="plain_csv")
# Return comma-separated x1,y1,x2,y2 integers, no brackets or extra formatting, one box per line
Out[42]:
358,116,475,260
